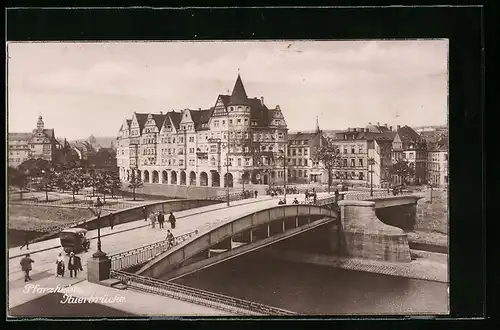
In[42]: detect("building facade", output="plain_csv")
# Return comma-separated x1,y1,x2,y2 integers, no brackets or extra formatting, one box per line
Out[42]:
287,126,328,184
117,74,288,188
391,125,428,185
426,134,448,187
332,127,394,187
8,115,58,168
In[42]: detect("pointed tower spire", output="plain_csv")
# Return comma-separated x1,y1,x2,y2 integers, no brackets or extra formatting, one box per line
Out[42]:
315,116,320,133
229,74,249,105
37,114,44,131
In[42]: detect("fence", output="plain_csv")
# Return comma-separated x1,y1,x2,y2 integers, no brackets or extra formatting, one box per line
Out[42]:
9,197,132,211
343,190,415,201
110,230,199,271
110,269,295,316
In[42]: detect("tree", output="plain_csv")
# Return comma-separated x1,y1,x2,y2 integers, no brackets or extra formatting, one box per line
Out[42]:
313,137,342,193
8,167,28,200
62,168,85,202
109,170,122,198
95,171,112,203
39,170,57,202
388,159,415,186
127,171,143,201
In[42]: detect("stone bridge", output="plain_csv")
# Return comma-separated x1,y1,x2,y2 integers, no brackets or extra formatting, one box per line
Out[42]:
136,204,338,280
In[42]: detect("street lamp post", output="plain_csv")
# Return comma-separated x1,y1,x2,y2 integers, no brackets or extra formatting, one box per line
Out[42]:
368,158,375,197
279,149,287,201
87,196,111,283
92,197,106,258
41,169,49,201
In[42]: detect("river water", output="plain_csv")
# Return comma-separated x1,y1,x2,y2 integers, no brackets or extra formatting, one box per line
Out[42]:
174,250,448,316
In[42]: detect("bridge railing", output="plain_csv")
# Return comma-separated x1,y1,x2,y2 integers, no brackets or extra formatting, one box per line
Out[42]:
110,230,199,271
110,269,296,316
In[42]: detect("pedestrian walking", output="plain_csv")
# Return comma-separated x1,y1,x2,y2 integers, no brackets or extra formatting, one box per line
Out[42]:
305,189,309,201
149,212,157,229
166,230,175,248
142,206,148,222
20,233,30,250
158,211,165,229
109,212,115,230
67,252,83,278
334,189,340,202
254,190,258,198
55,252,65,277
168,212,176,229
292,198,299,204
313,193,317,205
20,254,35,282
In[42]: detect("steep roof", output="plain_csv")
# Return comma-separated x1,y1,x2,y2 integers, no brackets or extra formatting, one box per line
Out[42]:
228,74,249,106
288,132,318,141
190,109,213,130
166,111,182,129
429,134,448,152
397,125,422,144
134,113,149,131
43,129,55,139
248,97,270,127
126,119,132,127
9,133,32,141
152,114,167,131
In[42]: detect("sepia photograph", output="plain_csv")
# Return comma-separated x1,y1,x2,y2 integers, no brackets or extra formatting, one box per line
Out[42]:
7,40,449,317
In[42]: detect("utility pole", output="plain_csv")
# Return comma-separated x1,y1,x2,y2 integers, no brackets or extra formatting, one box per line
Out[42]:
368,157,375,197
283,146,287,201
226,120,231,207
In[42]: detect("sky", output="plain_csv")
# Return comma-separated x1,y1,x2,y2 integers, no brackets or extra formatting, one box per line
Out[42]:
7,40,448,140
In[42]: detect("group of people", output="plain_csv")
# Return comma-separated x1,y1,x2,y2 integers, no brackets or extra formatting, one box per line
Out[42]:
19,251,83,282
55,252,83,278
241,190,258,199
304,188,318,204
142,207,177,230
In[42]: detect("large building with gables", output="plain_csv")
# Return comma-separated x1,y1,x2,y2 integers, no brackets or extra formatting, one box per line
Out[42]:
8,115,58,168
116,74,289,188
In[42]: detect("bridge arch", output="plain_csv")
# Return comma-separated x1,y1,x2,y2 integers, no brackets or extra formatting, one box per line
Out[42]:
137,204,337,279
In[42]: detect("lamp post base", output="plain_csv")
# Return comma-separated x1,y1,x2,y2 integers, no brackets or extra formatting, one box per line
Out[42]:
87,254,111,283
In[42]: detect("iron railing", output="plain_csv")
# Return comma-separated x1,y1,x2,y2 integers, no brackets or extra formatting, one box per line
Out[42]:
110,230,199,271
110,269,295,316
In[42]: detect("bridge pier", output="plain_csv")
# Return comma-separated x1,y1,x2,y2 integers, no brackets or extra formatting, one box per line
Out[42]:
375,202,418,231
337,200,411,262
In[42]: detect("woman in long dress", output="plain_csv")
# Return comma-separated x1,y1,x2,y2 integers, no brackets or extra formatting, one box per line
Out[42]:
56,252,65,277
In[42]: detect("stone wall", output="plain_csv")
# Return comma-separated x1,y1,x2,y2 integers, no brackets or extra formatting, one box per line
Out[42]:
76,199,222,232
337,200,411,262
125,183,269,199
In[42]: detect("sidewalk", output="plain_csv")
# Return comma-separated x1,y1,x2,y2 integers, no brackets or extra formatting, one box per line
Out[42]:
9,196,273,260
65,281,234,316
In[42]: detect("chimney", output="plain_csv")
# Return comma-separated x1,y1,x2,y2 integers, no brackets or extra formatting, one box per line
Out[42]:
397,125,401,130
368,122,372,125
353,128,357,132
160,111,163,115
385,123,388,128
261,97,264,105
390,126,393,131
377,122,380,126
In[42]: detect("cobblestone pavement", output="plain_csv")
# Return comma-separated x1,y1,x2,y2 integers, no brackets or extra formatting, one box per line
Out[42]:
260,248,448,283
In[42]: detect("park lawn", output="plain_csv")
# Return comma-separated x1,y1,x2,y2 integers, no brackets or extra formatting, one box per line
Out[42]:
8,204,95,231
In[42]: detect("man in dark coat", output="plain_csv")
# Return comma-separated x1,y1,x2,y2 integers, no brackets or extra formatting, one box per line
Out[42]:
142,206,148,222
168,212,176,229
158,211,165,229
254,190,258,198
20,233,30,250
20,254,34,282
67,252,83,278
109,212,115,230
334,189,340,202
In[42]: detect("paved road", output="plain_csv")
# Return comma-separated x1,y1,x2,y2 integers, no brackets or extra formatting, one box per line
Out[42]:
8,193,331,313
